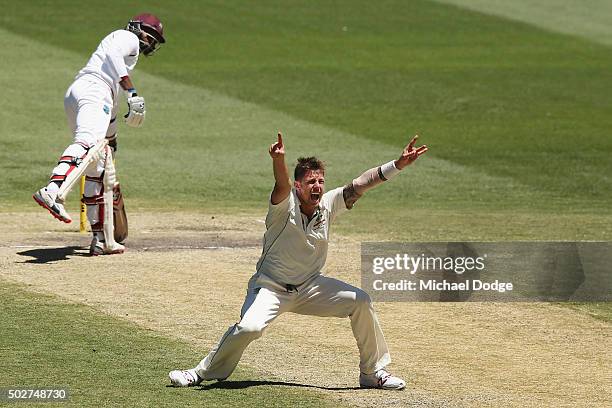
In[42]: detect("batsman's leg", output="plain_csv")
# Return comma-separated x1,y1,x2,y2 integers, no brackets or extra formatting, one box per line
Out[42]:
34,79,111,222
101,144,124,253
83,147,124,256
83,173,105,255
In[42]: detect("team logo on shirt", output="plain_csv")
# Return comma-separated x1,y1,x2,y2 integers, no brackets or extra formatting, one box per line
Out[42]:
103,105,110,114
312,211,325,230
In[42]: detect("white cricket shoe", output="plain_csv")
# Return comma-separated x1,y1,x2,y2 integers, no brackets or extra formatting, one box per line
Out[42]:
359,369,406,390
33,187,72,223
169,369,202,387
89,236,125,256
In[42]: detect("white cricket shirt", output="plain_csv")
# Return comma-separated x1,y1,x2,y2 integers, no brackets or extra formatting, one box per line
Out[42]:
255,187,348,285
75,30,140,97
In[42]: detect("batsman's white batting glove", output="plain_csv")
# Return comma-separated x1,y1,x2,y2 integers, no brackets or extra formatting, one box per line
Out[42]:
125,95,146,128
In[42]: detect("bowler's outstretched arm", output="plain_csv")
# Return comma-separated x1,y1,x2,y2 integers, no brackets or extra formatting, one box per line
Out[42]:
269,132,292,205
343,135,428,209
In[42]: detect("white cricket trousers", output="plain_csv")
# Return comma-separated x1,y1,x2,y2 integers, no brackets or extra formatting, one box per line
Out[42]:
64,76,118,149
51,77,119,230
195,273,391,380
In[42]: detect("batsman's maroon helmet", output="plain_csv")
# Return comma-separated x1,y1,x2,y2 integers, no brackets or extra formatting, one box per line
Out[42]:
127,13,166,56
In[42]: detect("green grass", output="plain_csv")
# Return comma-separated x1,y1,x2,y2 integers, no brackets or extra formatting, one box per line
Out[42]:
0,281,333,407
0,0,611,219
435,0,612,47
564,302,612,322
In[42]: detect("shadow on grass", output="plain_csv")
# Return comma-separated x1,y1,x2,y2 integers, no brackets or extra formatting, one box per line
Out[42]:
16,246,87,264
194,379,361,391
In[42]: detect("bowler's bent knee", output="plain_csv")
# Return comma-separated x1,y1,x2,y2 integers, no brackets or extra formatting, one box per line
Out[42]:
234,321,266,340
354,288,372,307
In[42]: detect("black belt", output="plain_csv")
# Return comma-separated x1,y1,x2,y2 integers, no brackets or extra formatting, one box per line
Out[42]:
285,284,299,293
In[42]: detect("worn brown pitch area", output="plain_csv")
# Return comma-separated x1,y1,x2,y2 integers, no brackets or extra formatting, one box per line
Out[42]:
0,212,610,407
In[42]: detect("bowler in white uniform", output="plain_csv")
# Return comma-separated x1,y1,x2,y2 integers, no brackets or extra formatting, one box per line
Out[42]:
170,132,428,390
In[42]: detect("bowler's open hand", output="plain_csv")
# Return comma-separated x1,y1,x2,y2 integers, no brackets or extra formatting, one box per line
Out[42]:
395,135,428,170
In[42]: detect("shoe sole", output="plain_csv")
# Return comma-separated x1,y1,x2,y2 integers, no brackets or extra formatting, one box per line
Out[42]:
359,383,406,391
33,194,72,224
90,248,125,257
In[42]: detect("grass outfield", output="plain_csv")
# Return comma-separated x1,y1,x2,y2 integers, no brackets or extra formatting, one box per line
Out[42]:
0,0,611,219
0,281,332,407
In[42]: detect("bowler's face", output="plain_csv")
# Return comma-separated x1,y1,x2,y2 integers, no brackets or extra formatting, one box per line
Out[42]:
295,170,325,207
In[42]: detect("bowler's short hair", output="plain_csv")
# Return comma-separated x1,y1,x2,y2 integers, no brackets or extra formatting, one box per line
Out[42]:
294,157,325,181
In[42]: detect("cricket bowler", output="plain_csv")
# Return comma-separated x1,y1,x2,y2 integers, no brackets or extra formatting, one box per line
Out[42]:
33,13,165,255
169,132,428,390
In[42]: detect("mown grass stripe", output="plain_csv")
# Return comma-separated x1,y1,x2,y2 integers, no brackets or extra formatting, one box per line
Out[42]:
433,0,612,47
